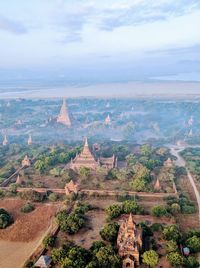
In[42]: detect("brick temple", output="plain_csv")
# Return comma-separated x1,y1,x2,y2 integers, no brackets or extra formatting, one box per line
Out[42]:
57,99,71,127
69,138,117,170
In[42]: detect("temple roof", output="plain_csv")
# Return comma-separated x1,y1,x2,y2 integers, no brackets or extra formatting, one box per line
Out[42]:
127,213,136,231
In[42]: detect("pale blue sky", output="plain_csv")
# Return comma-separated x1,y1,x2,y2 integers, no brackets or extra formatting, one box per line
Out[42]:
0,0,200,83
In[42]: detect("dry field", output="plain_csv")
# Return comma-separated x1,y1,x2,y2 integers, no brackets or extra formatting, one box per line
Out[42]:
0,198,59,268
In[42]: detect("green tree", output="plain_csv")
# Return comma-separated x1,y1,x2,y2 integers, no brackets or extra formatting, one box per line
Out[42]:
131,178,147,192
96,245,122,268
43,235,56,248
34,159,46,173
122,200,141,214
184,256,199,268
20,202,35,213
106,204,122,219
186,235,200,253
90,240,106,254
170,203,181,215
100,222,119,243
163,225,181,242
151,205,167,217
0,208,13,229
142,250,159,267
140,144,152,156
165,240,178,253
167,252,184,267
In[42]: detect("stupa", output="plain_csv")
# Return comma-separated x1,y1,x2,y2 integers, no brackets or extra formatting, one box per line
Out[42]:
2,135,8,146
105,114,111,125
65,180,80,195
57,99,71,127
154,178,161,191
22,155,31,167
117,214,143,268
28,134,32,145
16,174,22,184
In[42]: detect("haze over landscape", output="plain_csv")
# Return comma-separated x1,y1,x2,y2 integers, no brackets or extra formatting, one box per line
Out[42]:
1,2,200,268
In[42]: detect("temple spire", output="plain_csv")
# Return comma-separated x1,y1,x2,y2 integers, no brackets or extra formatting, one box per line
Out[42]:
154,178,161,191
105,114,111,125
2,135,8,146
127,213,136,231
57,99,71,127
28,134,32,145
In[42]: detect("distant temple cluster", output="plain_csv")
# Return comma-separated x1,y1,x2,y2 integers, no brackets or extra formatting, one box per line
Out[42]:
117,214,143,268
68,138,117,170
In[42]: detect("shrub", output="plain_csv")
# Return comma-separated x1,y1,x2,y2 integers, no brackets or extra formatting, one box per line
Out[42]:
142,250,159,267
0,208,13,229
186,235,200,253
163,225,181,242
21,202,35,213
19,190,44,202
122,200,142,214
106,204,122,219
167,252,184,267
151,205,167,217
100,222,119,243
43,235,56,248
48,192,59,202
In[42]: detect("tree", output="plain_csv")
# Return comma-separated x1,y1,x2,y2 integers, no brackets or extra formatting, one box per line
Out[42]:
170,203,181,215
90,240,106,254
122,200,141,214
106,204,122,219
186,235,200,253
151,205,167,217
100,222,119,243
34,159,46,173
140,144,152,157
184,256,199,268
67,246,91,268
43,235,56,248
163,225,181,242
48,192,59,202
167,252,184,267
56,210,85,234
131,177,147,192
96,245,122,268
20,202,35,213
142,250,159,267
0,208,13,229
165,240,178,253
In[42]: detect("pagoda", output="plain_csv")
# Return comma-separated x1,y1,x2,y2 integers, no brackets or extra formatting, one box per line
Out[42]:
22,155,31,167
65,180,80,195
154,178,161,191
2,135,8,146
117,214,143,268
28,134,32,145
57,99,71,127
70,138,99,170
105,114,111,125
16,174,22,184
69,138,117,171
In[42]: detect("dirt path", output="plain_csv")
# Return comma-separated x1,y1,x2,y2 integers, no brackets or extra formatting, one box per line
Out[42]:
170,146,200,223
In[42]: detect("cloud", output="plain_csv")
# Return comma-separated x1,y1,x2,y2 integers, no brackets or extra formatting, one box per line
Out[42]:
53,0,200,42
0,15,27,35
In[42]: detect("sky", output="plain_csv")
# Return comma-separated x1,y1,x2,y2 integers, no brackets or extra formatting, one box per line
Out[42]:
0,0,200,85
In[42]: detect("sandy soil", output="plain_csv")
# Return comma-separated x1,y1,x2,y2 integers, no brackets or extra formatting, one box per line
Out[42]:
0,198,59,268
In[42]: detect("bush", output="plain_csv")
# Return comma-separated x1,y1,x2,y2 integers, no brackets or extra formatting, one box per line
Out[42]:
163,225,181,242
48,192,59,202
151,223,163,232
184,256,199,268
106,204,122,220
151,205,167,217
186,235,200,253
122,200,142,214
19,190,44,202
100,222,119,243
0,208,13,229
167,252,184,267
21,202,35,213
142,250,159,267
43,235,56,248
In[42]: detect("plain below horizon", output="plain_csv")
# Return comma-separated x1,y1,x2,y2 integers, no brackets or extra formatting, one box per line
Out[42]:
0,81,200,99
